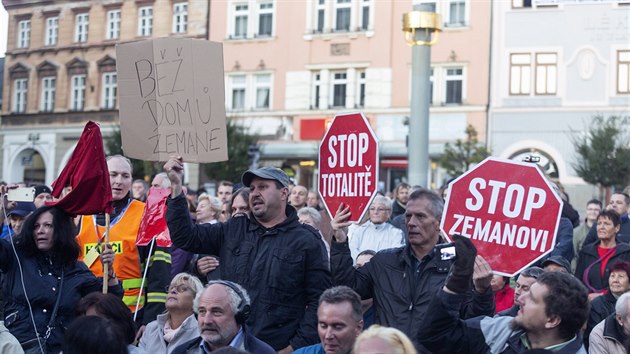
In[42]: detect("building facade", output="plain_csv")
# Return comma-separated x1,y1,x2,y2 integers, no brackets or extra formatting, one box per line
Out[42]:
213,0,491,192
1,0,207,186
489,0,630,206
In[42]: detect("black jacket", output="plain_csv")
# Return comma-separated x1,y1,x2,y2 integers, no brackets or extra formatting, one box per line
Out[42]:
575,242,630,292
390,200,406,220
419,290,586,354
583,215,630,246
171,326,275,354
330,240,495,349
0,239,123,353
166,194,330,350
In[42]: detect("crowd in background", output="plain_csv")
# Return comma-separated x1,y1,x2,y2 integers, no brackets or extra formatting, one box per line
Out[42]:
1,158,630,354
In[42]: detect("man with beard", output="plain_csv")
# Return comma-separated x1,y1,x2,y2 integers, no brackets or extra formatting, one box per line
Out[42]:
164,157,330,353
390,182,410,220
172,281,275,354
418,235,589,354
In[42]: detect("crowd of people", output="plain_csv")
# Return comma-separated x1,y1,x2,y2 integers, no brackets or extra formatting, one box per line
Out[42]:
2,155,630,354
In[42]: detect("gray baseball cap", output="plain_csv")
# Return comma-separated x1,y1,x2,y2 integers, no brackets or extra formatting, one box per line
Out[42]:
241,167,290,188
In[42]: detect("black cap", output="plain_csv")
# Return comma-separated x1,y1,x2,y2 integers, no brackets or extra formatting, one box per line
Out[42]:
33,185,52,197
8,202,36,218
241,167,290,188
541,256,571,273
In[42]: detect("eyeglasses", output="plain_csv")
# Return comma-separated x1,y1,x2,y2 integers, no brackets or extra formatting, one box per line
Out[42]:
369,207,390,213
167,284,191,293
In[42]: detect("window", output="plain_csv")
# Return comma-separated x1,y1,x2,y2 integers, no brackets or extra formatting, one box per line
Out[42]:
316,0,325,33
311,73,321,109
335,0,351,32
230,75,246,110
138,6,153,36
331,72,347,107
45,17,58,46
357,71,366,107
173,3,188,33
512,0,532,8
255,74,271,109
510,53,531,95
361,0,370,30
70,75,86,111
535,53,557,95
17,20,30,49
258,3,273,37
233,4,248,38
417,0,468,27
445,68,463,104
75,13,89,43
106,10,121,40
618,50,630,94
448,1,466,27
40,77,56,112
13,79,28,113
102,73,117,109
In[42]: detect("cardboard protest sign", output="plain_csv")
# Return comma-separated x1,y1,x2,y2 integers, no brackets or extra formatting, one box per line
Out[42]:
116,38,228,163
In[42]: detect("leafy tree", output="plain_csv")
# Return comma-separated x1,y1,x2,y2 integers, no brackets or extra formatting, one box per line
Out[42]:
572,115,630,198
201,120,258,183
104,124,161,181
438,124,491,176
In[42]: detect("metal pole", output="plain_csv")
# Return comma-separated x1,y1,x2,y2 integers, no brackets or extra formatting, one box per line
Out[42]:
408,3,434,188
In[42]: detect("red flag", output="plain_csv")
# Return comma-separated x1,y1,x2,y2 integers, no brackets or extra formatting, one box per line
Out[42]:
49,121,113,215
136,187,172,247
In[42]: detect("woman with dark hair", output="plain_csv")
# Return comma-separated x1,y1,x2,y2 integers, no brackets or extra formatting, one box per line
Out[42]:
576,210,630,295
77,292,144,354
584,260,630,348
0,205,122,354
62,316,128,354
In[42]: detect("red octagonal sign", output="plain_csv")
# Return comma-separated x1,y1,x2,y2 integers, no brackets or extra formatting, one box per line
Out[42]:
319,112,379,223
440,157,563,277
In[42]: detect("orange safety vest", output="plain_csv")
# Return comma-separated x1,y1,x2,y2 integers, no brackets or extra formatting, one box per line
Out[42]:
76,199,145,313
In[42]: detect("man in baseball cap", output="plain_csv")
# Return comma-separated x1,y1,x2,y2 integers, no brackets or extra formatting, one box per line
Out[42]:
542,255,571,273
3,201,36,238
241,166,290,189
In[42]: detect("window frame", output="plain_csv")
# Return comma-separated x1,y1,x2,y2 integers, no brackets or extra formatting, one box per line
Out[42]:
17,19,31,49
330,71,348,108
232,3,249,39
444,67,464,104
13,78,28,113
138,6,153,37
311,72,322,109
106,9,121,40
618,50,630,94
40,76,56,112
74,13,89,43
257,2,274,37
254,73,272,109
45,17,58,46
534,52,557,95
356,70,366,108
70,74,86,111
172,3,188,34
334,0,352,32
509,53,532,96
229,74,247,110
102,72,117,109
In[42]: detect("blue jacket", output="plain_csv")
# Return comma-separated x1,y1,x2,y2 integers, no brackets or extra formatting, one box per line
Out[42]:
292,343,325,354
0,238,123,353
166,194,330,350
418,290,586,354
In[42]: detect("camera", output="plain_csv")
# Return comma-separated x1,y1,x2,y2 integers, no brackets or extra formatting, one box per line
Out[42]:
436,242,456,261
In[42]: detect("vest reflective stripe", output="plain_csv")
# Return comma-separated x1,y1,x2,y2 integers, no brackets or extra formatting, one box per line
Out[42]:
146,292,167,303
123,294,146,307
122,278,144,290
76,199,146,313
149,250,172,266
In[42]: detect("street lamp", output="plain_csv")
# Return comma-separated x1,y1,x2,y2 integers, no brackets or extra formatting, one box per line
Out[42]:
403,4,441,188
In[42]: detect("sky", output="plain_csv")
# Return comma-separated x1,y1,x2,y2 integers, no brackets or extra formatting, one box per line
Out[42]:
0,4,7,57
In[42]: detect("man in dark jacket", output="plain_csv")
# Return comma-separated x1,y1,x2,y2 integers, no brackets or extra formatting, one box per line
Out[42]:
164,157,330,353
172,281,275,354
418,236,589,354
329,189,495,349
